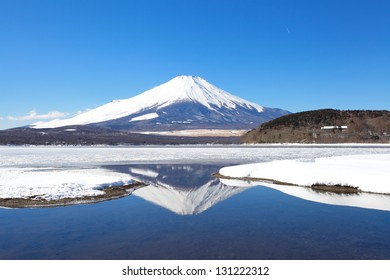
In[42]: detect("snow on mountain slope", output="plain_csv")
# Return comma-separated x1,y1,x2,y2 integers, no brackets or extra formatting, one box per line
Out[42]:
31,76,284,130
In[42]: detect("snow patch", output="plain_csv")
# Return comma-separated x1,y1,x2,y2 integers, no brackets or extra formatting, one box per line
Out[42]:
219,154,390,194
0,167,134,200
129,112,159,122
129,167,159,178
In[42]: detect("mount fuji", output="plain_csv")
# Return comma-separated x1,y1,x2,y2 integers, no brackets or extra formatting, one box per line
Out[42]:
31,76,289,132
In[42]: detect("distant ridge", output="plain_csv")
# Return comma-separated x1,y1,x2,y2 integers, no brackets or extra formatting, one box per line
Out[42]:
242,109,390,144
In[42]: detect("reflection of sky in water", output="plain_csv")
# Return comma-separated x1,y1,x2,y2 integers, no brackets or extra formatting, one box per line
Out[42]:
1,164,390,260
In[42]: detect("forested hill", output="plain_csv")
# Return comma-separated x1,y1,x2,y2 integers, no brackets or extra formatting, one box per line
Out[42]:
242,109,390,144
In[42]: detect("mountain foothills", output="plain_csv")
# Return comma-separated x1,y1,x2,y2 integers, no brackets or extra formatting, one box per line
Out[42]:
0,76,289,145
242,109,390,144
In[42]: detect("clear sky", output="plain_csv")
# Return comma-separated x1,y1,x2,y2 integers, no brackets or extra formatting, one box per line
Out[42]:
1,0,389,129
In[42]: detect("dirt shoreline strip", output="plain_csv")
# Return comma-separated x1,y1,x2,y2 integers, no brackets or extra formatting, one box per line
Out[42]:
0,181,146,209
213,173,362,194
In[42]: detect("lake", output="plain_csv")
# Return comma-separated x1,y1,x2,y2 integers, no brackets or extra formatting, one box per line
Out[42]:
1,145,390,259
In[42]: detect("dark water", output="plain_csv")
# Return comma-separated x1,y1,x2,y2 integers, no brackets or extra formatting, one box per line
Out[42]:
1,163,390,260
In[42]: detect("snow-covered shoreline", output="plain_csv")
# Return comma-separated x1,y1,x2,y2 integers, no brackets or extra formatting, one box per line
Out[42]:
0,167,134,201
219,154,390,195
220,178,390,212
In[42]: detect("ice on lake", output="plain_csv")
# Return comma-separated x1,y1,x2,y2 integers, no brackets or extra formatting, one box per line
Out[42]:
1,145,390,211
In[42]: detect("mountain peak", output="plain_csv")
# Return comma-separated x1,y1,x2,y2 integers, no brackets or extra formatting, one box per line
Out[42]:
173,75,200,80
170,75,208,86
152,75,264,112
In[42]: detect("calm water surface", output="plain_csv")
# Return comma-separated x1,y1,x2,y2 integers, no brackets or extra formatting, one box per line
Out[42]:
1,162,390,260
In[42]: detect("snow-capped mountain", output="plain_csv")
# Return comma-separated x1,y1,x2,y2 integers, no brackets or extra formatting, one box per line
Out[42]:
32,76,289,131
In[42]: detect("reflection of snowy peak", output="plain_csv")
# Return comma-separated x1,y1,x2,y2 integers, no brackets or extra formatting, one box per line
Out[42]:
121,164,250,215
32,76,289,130
133,180,246,215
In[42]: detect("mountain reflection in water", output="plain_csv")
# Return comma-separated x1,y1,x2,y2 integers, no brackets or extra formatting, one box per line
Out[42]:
107,164,251,215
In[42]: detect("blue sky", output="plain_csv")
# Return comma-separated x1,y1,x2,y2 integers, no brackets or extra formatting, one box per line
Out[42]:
1,0,389,129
